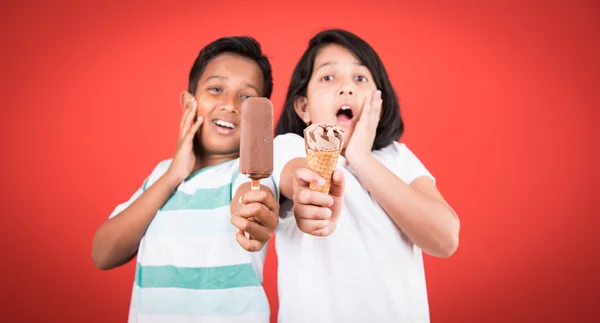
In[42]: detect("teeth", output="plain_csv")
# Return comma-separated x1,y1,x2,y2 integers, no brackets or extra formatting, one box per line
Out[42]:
341,105,351,111
213,120,235,129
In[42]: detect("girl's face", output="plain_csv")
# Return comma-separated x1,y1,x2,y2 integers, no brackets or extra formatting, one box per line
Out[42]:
294,44,378,148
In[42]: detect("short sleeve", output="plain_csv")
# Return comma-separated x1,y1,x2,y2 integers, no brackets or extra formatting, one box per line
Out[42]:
392,142,436,185
108,160,171,219
108,186,144,219
272,133,306,190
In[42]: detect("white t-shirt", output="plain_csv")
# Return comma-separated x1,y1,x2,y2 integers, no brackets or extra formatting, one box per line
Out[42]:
109,158,277,323
272,133,436,323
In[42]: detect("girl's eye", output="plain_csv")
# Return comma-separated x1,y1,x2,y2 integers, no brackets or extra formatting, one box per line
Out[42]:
355,75,368,82
240,95,252,100
321,75,334,81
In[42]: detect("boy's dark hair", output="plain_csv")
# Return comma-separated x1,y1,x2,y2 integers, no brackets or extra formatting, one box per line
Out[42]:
188,36,273,98
275,29,404,150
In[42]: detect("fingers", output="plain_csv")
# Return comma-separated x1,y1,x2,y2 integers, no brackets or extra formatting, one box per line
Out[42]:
296,218,331,236
238,202,278,231
231,215,272,250
232,190,279,252
327,169,345,227
362,92,372,116
370,90,382,124
293,170,343,237
241,189,278,212
184,116,203,143
293,203,332,220
234,228,264,252
294,188,333,207
359,90,382,124
180,100,197,138
179,100,193,131
328,169,345,198
293,202,338,237
295,167,326,189
293,199,335,236
308,226,334,237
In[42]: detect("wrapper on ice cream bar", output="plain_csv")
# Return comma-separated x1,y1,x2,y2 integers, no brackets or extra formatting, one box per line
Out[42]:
303,124,345,194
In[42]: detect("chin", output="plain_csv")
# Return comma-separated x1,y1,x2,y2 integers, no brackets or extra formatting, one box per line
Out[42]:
197,139,239,156
206,146,239,156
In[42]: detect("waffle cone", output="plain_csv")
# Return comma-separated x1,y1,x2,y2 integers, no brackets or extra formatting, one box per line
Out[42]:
305,147,341,194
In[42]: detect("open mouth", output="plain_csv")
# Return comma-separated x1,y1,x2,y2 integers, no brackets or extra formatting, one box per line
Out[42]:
336,105,354,123
212,119,236,134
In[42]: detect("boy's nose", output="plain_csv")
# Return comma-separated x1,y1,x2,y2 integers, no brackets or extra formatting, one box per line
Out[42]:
218,100,239,114
219,104,236,113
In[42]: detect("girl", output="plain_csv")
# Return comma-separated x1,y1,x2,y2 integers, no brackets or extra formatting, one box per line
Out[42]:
272,29,460,323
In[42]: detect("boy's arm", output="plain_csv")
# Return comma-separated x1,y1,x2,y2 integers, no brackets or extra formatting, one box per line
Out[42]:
92,98,202,270
91,171,181,270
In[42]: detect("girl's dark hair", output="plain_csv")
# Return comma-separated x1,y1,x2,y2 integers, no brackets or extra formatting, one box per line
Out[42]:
275,29,404,150
188,36,273,98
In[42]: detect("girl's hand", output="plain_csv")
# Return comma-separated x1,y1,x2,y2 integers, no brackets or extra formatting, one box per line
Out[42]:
292,167,345,237
345,90,382,167
166,99,203,183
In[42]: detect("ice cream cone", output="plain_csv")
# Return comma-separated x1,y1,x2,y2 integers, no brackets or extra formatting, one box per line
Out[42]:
303,124,345,194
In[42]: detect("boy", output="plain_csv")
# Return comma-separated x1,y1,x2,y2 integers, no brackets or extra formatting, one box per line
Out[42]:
91,36,278,323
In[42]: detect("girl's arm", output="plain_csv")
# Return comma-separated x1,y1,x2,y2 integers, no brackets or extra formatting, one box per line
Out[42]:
279,157,308,200
274,135,345,237
347,154,459,258
345,90,459,258
280,157,345,236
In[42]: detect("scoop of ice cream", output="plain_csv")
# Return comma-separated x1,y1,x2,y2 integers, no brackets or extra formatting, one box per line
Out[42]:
303,124,344,151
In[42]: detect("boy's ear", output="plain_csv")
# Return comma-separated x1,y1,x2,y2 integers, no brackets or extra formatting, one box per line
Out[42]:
180,91,196,111
293,96,311,125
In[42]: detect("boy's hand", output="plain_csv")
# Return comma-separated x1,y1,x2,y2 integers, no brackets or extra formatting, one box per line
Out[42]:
345,90,382,167
231,189,279,252
166,99,203,183
292,167,345,237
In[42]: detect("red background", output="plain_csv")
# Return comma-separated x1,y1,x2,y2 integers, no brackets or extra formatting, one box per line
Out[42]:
1,0,598,322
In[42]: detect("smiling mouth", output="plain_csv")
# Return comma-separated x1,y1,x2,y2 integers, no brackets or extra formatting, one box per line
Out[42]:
336,105,354,122
213,119,236,130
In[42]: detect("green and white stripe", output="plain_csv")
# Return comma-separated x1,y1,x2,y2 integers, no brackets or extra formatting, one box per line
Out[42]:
110,159,273,323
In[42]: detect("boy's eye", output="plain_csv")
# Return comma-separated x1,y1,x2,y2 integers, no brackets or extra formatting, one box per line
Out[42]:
355,75,368,82
208,87,223,93
321,75,334,81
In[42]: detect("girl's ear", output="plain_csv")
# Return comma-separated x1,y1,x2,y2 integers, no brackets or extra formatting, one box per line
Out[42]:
293,96,311,125
180,91,196,111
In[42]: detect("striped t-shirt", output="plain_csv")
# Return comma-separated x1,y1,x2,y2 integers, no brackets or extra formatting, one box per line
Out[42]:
109,158,277,323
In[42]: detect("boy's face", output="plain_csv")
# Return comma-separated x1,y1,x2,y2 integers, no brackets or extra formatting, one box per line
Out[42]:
183,53,264,156
295,44,377,149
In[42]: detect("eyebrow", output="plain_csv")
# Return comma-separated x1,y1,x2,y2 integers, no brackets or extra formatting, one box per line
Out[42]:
315,61,364,71
205,75,261,94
